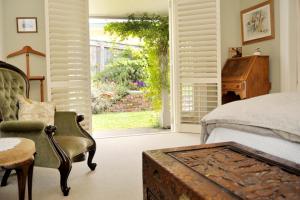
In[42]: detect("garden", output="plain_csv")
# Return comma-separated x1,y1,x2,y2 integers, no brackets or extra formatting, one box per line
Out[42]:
91,14,169,131
92,48,148,113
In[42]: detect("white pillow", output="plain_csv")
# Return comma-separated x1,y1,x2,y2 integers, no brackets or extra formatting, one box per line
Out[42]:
17,95,55,125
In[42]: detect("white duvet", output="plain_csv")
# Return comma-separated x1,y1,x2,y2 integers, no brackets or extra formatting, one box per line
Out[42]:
201,92,300,143
207,128,300,164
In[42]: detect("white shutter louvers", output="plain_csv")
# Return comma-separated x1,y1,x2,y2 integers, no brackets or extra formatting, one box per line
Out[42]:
46,0,92,130
171,0,221,133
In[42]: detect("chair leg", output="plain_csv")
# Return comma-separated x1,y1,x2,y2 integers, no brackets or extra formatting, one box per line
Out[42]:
75,115,97,171
59,163,72,196
87,149,97,171
45,125,72,196
1,169,12,186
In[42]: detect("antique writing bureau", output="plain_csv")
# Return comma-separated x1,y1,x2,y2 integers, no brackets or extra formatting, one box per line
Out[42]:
222,56,271,102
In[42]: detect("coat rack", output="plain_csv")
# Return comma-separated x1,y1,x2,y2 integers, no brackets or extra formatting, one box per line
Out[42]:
7,46,45,102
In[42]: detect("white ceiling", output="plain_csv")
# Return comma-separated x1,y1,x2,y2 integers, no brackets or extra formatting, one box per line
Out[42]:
89,0,168,17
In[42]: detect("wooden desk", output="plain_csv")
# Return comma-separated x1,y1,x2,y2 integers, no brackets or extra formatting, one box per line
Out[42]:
0,138,35,200
222,56,271,104
143,142,300,200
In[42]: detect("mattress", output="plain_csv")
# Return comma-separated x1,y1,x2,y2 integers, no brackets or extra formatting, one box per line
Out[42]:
206,127,300,164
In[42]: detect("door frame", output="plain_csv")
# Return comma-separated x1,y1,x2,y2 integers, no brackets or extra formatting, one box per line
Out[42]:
169,0,179,132
280,0,299,92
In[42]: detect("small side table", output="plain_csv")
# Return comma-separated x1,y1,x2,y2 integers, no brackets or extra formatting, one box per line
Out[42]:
0,138,35,200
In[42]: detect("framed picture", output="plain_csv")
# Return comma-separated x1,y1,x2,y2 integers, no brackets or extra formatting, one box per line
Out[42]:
241,0,274,45
16,17,38,33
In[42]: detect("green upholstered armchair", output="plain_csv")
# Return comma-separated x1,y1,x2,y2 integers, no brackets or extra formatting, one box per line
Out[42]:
0,61,97,196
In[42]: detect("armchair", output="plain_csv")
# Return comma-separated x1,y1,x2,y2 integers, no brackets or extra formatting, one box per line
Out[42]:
0,61,97,196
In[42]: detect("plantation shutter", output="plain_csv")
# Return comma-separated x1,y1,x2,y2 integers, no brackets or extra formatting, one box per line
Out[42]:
45,0,92,131
170,0,221,133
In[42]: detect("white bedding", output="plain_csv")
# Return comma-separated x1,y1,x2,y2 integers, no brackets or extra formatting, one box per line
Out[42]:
201,92,300,143
206,127,300,164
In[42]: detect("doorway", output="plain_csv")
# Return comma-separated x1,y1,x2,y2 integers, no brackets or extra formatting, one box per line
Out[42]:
89,18,168,137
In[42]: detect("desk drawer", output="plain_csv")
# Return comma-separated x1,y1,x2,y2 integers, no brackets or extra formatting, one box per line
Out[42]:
222,82,244,90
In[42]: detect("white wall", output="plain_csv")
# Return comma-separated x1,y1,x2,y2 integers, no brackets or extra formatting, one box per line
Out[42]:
220,0,241,67
240,0,281,93
0,0,4,60
221,0,281,93
2,0,47,101
89,0,168,17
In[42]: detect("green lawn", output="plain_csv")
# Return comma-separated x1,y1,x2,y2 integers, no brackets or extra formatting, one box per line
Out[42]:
92,111,159,131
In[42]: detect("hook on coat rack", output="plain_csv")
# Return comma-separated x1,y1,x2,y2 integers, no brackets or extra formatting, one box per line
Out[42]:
7,46,46,58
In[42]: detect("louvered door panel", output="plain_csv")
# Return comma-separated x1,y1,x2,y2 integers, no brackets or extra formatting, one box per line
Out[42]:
171,0,221,133
46,0,92,131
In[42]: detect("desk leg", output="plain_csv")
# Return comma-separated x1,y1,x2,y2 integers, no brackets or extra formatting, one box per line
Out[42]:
15,159,34,200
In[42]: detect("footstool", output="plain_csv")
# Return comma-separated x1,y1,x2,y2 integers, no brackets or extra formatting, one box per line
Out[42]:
0,138,35,200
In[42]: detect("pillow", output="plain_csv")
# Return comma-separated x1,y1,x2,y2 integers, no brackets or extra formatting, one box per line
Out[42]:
17,95,55,125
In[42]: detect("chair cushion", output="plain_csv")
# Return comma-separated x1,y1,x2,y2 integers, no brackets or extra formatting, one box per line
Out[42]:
18,95,55,125
54,136,93,159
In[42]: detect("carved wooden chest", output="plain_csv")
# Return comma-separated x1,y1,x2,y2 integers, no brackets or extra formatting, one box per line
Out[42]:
143,142,300,200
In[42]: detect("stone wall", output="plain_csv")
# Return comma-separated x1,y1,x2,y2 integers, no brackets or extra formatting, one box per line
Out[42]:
108,93,152,112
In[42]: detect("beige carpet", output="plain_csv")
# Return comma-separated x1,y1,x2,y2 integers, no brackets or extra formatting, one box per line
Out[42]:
93,128,168,139
0,132,200,200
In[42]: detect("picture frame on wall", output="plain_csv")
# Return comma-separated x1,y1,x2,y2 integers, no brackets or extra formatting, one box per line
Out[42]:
16,17,38,33
241,0,274,45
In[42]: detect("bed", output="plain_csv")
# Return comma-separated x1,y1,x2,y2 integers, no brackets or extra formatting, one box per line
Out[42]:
201,92,300,164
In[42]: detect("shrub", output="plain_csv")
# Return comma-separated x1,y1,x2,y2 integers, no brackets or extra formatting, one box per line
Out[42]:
93,48,148,90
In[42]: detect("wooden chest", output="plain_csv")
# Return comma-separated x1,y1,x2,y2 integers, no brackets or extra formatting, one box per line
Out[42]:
143,142,300,200
222,56,271,102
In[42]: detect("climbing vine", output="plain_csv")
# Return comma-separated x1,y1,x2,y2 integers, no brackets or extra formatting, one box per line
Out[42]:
104,14,169,109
